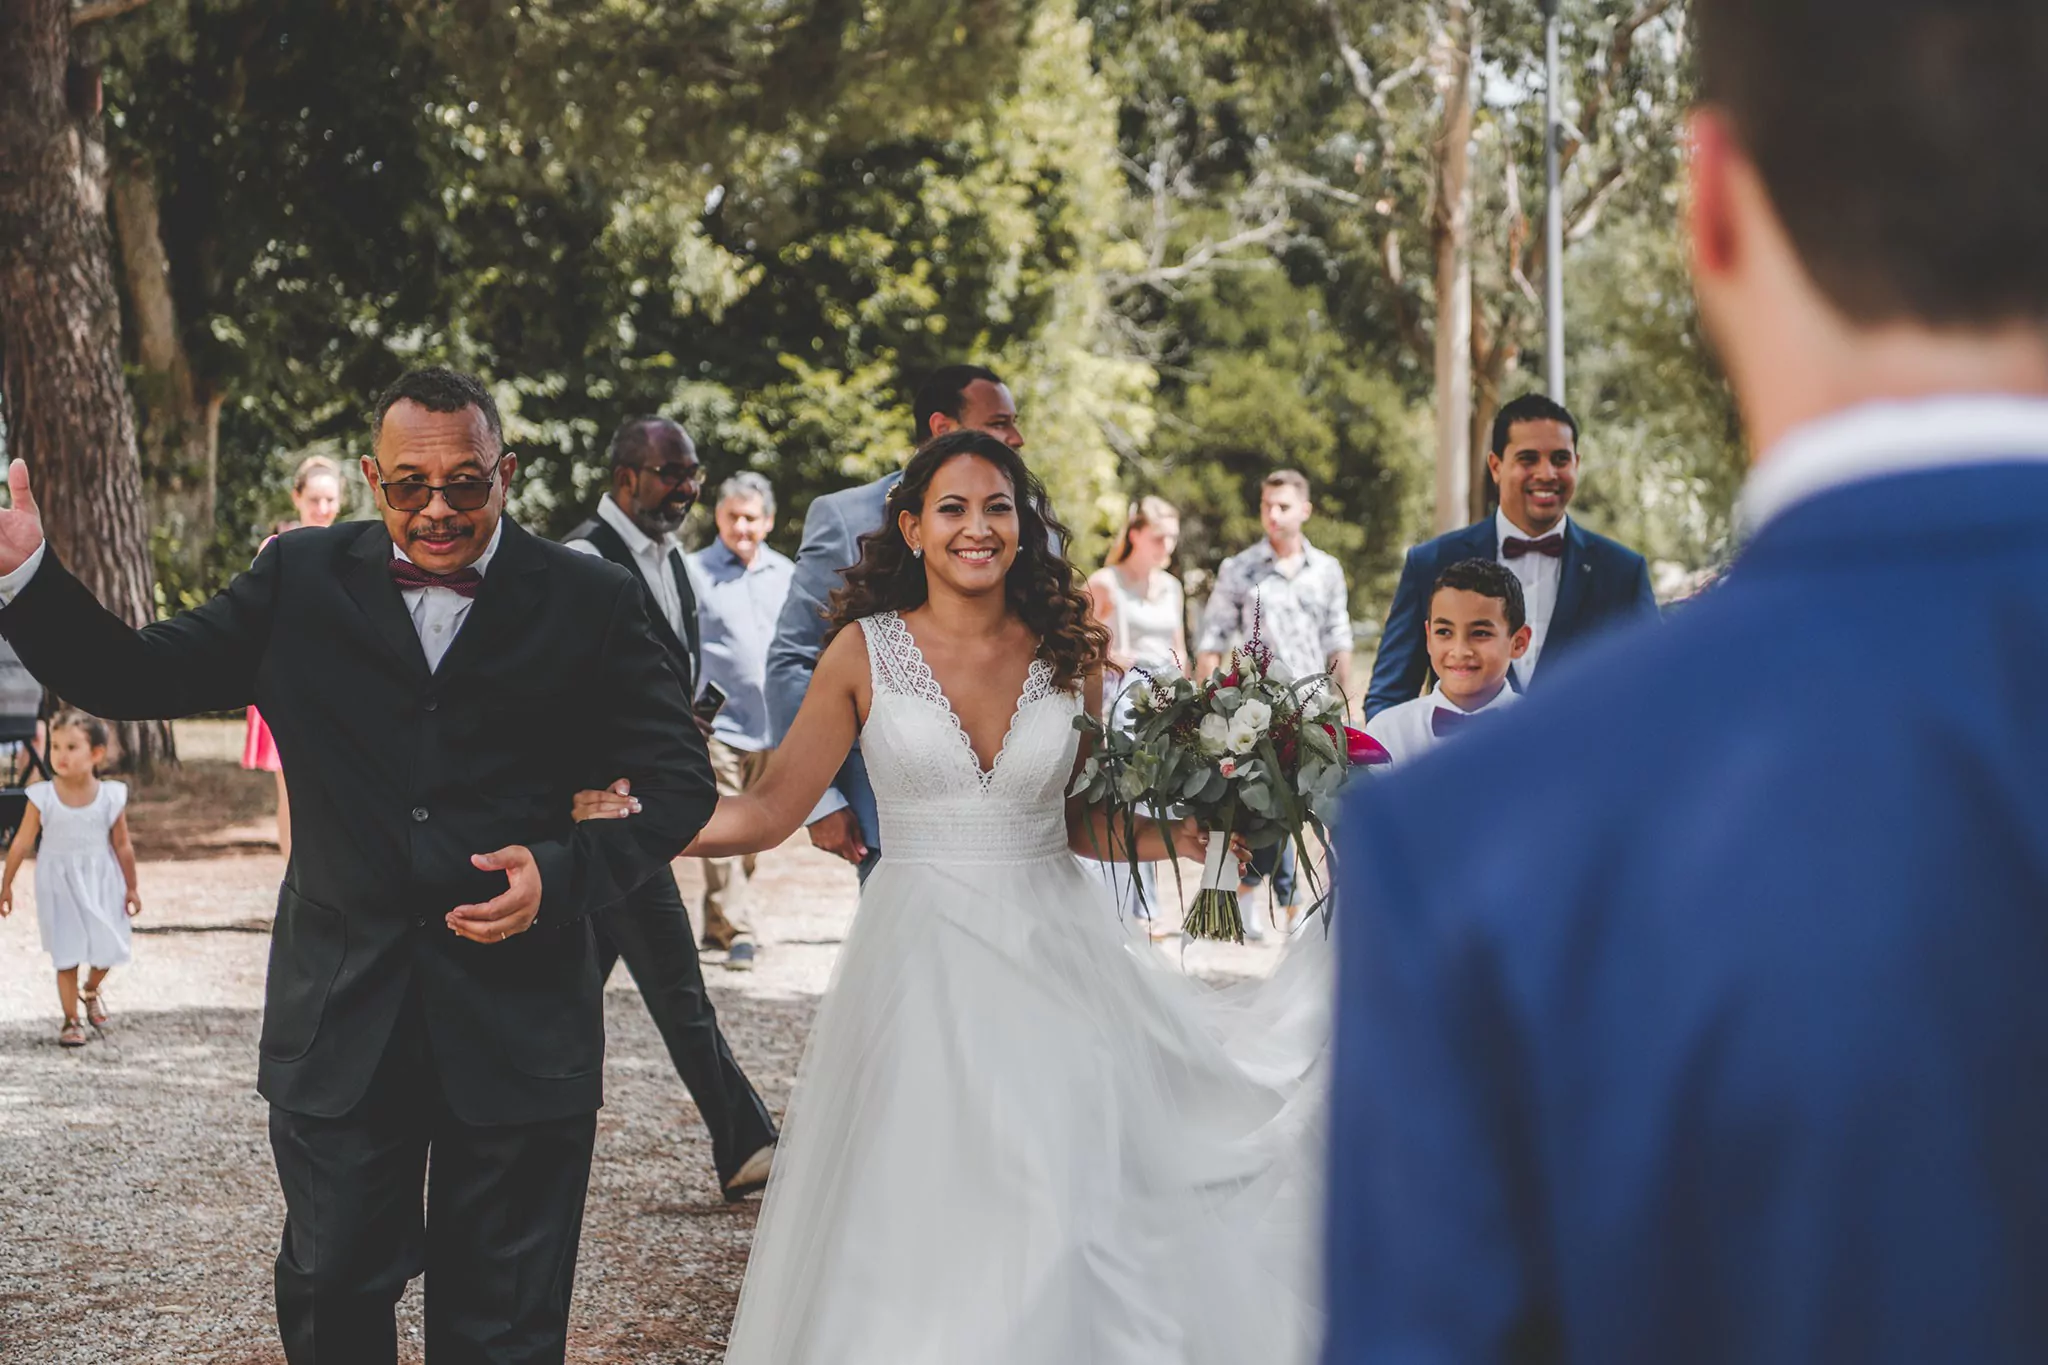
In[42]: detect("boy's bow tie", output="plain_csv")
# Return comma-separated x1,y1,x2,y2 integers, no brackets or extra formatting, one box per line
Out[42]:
388,559,483,598
1431,707,1479,739
1502,534,1564,559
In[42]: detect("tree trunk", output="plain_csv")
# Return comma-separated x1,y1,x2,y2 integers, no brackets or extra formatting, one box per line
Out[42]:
1431,5,1477,535
0,0,175,773
111,156,221,600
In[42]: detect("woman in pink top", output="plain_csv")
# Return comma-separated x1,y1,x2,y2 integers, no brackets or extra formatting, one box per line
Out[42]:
241,455,345,859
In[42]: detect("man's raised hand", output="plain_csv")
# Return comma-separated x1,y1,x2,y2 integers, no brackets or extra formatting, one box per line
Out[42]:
0,461,46,576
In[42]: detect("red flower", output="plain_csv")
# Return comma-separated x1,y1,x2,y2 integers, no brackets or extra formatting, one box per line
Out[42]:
1327,724,1390,767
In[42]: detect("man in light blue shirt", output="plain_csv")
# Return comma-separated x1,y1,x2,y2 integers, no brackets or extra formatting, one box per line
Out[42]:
688,471,794,966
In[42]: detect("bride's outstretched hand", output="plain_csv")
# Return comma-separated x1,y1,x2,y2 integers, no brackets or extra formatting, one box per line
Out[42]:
572,778,640,822
0,461,46,575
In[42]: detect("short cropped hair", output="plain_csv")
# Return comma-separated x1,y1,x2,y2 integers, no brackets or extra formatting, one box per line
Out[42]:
716,471,776,520
48,710,112,753
1695,0,2048,327
371,367,502,451
1432,558,1527,636
1262,469,1311,500
911,365,1004,444
607,416,689,471
1489,394,1579,456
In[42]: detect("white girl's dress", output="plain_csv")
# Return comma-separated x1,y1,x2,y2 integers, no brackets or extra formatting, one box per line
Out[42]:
27,779,131,970
720,612,1330,1365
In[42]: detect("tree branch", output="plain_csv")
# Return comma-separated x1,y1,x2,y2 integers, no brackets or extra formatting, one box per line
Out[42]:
71,0,154,28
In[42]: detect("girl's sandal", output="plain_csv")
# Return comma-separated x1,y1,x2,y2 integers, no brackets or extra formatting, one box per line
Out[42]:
79,989,108,1029
58,1018,88,1048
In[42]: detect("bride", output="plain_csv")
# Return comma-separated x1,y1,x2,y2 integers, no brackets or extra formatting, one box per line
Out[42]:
583,429,1330,1363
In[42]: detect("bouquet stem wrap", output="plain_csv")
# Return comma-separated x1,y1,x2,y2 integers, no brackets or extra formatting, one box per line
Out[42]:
1184,829,1245,944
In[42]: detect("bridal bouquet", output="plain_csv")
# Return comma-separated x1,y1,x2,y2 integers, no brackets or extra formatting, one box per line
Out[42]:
1072,624,1390,942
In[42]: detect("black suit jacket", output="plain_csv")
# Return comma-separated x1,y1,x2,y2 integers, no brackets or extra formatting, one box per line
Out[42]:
565,511,700,696
0,520,718,1124
1364,517,1660,719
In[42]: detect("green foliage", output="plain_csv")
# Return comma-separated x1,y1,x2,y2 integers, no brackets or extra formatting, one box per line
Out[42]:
85,0,1739,619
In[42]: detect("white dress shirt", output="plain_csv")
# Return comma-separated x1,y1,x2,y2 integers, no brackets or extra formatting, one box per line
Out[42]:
1495,509,1568,680
565,494,687,639
1739,395,2048,533
394,520,503,673
1363,680,1519,769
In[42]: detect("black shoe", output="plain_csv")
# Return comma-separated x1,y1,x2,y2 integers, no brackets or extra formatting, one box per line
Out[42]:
724,939,757,971
723,1143,774,1202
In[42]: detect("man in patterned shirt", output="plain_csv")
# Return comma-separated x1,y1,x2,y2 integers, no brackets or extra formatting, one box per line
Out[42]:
1195,469,1354,937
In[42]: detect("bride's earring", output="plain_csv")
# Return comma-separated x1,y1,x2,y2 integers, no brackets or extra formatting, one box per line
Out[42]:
913,546,924,559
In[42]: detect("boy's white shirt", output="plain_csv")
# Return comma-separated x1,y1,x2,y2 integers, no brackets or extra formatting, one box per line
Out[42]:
1364,681,1519,769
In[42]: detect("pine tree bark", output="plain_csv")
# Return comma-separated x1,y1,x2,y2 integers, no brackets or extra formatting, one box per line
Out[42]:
0,0,175,772
111,156,221,599
1430,4,1478,535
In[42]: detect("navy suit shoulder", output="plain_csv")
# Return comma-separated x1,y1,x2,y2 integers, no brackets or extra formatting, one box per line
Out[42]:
1327,463,2048,1365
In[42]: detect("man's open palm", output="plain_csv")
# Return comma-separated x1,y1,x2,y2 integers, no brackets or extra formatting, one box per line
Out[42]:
0,462,46,576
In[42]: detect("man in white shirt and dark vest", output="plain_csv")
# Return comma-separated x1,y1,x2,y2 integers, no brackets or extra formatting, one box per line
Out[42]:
564,416,777,1202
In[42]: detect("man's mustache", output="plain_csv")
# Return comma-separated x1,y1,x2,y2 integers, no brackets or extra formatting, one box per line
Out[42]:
408,521,474,543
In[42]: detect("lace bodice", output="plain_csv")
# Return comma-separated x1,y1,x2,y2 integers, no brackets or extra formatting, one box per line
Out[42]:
858,612,1081,866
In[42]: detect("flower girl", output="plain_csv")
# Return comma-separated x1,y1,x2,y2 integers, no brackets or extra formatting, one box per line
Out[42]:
0,713,142,1047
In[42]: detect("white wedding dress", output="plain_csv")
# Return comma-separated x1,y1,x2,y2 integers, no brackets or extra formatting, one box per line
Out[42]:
722,611,1332,1364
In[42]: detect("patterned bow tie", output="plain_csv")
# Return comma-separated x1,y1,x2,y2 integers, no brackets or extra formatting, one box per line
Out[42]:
1502,534,1564,560
388,558,483,598
1431,707,1479,739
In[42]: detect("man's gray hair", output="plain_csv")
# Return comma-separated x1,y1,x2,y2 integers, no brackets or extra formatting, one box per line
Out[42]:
716,471,776,519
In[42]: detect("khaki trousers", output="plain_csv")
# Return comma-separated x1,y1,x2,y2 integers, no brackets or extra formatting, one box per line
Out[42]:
700,739,769,947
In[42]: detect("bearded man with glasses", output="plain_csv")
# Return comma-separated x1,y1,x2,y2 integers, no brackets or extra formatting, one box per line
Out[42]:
0,365,719,1363
562,416,780,1205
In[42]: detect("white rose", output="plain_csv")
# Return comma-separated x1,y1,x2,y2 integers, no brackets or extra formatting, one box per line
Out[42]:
1197,712,1232,755
1234,698,1272,734
1226,719,1261,754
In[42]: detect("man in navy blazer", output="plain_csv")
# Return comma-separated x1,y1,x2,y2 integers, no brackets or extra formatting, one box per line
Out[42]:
1325,3,2048,1363
1364,394,1657,719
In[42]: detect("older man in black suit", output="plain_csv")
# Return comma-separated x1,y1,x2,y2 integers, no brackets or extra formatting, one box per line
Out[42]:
1365,393,1660,719
0,367,717,1364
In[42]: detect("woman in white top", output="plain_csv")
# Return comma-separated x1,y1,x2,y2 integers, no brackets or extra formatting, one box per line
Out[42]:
1085,497,1188,925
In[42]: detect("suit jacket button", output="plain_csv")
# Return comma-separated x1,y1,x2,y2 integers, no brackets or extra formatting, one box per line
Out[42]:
411,806,429,822
423,697,438,712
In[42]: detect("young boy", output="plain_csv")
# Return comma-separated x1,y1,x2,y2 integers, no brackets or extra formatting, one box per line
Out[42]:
1364,558,1529,768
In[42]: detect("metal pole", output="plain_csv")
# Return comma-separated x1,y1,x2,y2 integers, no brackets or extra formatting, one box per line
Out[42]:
1543,0,1566,402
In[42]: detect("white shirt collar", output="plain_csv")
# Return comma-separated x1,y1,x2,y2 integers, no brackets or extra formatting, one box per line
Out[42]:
1431,681,1518,717
391,517,505,575
1739,395,2048,534
598,491,676,560
1495,507,1570,547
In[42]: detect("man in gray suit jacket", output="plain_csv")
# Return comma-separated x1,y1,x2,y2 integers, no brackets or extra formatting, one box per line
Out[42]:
764,364,1025,870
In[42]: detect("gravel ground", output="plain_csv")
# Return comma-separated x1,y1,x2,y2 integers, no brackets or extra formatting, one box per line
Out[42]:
0,750,1282,1363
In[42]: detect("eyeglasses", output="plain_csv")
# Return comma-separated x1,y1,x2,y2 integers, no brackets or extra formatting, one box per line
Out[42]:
636,461,703,487
374,459,504,513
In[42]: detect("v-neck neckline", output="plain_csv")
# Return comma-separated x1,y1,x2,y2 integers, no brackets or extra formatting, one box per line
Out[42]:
890,613,1049,787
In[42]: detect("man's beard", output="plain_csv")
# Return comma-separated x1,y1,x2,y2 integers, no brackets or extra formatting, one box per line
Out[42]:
646,494,693,533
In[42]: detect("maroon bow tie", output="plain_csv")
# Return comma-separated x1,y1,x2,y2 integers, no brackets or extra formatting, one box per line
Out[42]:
1503,534,1564,560
388,559,483,598
1431,707,1478,739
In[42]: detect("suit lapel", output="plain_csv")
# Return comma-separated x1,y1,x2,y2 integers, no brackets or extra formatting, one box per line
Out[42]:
341,526,431,680
1551,520,1595,646
435,520,548,682
669,549,701,693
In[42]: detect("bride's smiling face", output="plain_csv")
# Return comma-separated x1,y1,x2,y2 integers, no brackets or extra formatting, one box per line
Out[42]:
900,454,1019,597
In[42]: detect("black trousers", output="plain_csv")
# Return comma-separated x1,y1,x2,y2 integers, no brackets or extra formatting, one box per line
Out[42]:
270,996,597,1365
592,867,777,1184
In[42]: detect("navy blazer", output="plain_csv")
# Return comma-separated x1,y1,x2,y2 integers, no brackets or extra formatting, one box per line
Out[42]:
1326,462,2048,1365
1364,517,1657,718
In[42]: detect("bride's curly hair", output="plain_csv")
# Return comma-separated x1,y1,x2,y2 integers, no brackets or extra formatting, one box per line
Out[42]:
826,430,1108,690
